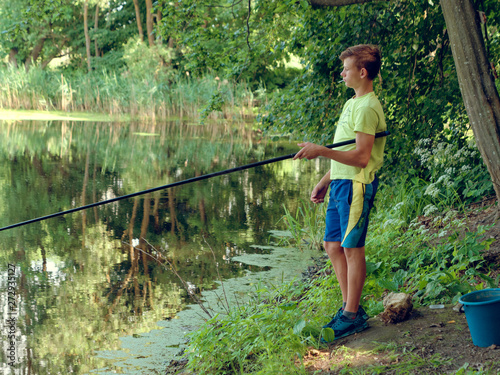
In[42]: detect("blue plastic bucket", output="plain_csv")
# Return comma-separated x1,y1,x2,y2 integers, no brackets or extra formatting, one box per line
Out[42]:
459,288,500,347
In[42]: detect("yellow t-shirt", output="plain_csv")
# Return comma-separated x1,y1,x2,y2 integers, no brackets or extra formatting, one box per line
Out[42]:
330,92,386,184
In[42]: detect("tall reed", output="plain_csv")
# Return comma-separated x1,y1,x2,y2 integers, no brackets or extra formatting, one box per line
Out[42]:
0,66,255,120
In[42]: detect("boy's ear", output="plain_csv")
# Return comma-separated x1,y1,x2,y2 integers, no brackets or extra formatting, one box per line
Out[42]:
360,67,368,78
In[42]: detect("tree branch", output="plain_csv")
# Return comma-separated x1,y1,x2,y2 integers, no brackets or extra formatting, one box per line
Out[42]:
205,0,244,8
246,0,251,49
309,0,390,7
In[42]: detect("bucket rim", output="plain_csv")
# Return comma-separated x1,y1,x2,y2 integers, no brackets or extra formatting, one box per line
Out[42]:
459,288,500,305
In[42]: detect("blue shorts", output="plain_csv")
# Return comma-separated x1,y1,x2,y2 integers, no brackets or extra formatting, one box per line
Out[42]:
323,177,378,248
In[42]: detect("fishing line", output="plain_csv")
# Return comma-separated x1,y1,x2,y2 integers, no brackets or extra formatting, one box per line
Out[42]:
0,131,389,232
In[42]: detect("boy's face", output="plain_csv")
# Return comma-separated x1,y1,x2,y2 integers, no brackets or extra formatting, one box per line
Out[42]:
340,57,366,90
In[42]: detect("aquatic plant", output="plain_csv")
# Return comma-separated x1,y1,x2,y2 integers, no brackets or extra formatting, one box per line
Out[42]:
0,67,255,121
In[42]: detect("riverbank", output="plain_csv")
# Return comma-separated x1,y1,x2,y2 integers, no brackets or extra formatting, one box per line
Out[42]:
165,199,500,374
0,108,125,122
0,68,256,121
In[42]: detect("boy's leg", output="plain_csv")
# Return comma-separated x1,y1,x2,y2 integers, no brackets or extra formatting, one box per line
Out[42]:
321,179,377,341
324,242,366,315
343,246,366,314
324,241,347,304
335,178,377,315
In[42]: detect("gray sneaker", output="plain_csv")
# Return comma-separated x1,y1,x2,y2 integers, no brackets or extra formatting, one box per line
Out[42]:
322,307,344,328
331,313,369,341
358,305,369,320
322,305,369,329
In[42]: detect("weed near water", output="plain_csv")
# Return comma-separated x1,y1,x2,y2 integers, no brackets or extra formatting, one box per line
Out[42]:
185,280,319,374
0,66,254,120
270,199,327,251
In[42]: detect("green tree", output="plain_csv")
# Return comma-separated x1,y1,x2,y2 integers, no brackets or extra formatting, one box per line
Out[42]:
0,0,149,72
79,0,110,72
157,0,500,210
0,0,76,70
306,0,500,211
158,0,300,87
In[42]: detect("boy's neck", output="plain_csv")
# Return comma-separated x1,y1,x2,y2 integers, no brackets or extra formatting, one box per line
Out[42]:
353,81,374,98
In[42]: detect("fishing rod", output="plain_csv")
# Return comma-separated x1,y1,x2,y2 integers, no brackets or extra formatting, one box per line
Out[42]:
0,131,389,233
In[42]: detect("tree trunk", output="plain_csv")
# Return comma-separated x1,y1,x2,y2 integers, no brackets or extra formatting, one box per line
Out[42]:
25,37,46,72
94,4,100,57
145,0,155,46
133,0,144,42
156,8,162,43
440,0,500,208
40,37,69,70
84,0,92,72
9,48,18,68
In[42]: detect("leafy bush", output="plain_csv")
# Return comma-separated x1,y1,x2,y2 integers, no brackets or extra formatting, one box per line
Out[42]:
368,214,496,305
185,281,321,374
122,36,175,80
414,137,494,206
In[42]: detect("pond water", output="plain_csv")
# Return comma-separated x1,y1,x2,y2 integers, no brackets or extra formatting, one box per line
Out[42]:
0,119,329,374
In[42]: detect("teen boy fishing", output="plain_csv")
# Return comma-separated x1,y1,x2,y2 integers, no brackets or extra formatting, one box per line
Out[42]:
293,44,387,341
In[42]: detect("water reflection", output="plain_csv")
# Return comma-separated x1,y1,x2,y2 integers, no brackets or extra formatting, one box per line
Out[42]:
0,119,329,374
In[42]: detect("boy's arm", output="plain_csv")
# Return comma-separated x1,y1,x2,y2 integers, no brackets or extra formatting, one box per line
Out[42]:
293,132,375,168
311,171,331,204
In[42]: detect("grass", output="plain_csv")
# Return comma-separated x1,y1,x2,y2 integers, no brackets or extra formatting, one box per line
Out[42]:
270,199,327,251
0,67,256,121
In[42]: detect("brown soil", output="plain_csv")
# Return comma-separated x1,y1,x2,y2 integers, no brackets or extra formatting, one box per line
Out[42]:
303,306,500,374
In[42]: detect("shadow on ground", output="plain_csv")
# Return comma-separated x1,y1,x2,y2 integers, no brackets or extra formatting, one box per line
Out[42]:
304,306,500,374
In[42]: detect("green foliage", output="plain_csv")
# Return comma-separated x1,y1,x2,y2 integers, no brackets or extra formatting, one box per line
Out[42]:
185,281,316,374
122,36,175,79
270,199,326,251
0,65,253,118
414,137,494,205
368,204,496,305
0,0,75,64
455,362,498,375
375,135,494,229
0,0,147,71
157,0,303,90
199,91,226,123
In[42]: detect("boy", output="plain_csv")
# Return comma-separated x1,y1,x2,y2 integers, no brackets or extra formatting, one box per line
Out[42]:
293,44,386,341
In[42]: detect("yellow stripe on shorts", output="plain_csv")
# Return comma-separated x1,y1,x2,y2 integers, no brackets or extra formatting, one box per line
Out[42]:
342,181,365,246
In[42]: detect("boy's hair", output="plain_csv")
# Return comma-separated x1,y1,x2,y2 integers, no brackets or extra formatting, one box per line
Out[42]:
339,44,381,80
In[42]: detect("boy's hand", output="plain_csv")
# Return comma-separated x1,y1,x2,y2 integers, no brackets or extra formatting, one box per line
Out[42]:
311,180,330,203
293,142,324,160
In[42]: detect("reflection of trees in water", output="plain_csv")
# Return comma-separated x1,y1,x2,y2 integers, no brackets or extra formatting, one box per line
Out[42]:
1,221,185,375
0,119,325,374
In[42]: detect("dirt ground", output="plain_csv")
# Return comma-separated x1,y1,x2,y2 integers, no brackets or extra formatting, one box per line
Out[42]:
303,306,500,374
